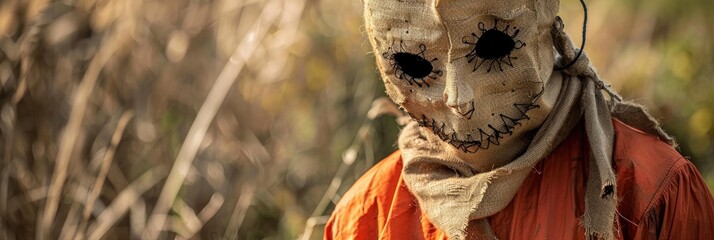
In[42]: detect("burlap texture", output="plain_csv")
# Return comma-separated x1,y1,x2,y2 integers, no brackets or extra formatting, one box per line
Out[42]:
399,70,584,239
611,101,676,147
397,18,625,240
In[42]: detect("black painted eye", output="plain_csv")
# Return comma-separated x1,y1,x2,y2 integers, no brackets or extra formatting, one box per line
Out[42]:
475,28,516,60
382,42,442,87
463,19,525,72
394,52,433,79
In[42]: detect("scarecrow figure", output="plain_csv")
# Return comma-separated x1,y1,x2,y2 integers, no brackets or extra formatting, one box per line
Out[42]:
326,0,714,239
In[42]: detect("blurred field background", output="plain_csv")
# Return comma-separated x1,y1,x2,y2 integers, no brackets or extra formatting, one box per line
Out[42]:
0,0,712,239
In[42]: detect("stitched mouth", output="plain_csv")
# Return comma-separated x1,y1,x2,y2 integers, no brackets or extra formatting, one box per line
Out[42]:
454,101,475,119
406,88,544,153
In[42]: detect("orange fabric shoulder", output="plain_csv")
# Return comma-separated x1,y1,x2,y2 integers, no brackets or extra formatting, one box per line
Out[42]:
324,151,403,239
612,119,714,239
324,151,446,240
612,118,684,223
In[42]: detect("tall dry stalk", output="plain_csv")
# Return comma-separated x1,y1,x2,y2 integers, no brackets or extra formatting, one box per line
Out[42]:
141,0,284,239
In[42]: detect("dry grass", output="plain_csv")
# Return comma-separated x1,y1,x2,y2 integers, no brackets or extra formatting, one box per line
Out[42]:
0,0,712,239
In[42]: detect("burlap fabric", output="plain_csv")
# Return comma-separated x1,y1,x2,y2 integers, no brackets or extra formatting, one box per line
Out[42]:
398,70,583,239
397,20,611,238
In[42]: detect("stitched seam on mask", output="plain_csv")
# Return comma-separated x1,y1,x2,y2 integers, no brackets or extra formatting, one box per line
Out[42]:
432,1,455,65
408,87,544,153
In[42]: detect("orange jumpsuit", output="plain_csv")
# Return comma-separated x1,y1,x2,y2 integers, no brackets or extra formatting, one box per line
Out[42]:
325,120,714,239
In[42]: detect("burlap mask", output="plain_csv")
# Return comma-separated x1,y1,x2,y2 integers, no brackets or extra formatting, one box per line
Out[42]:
365,0,562,170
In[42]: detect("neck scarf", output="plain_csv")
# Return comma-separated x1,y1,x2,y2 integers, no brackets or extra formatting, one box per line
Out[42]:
399,19,638,240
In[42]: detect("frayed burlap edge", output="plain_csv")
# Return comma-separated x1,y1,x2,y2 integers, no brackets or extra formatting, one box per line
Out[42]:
612,101,676,147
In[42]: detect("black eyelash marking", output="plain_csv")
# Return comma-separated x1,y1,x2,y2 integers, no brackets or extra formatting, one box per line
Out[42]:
382,40,443,87
409,87,544,153
462,19,525,73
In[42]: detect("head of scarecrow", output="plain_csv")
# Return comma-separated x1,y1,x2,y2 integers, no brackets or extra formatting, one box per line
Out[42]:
364,0,562,155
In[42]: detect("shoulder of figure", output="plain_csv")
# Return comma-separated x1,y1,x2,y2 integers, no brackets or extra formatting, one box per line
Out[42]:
613,119,714,238
324,151,405,239
612,118,690,223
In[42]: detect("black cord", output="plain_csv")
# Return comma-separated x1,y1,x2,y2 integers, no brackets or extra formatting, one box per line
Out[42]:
555,0,588,71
